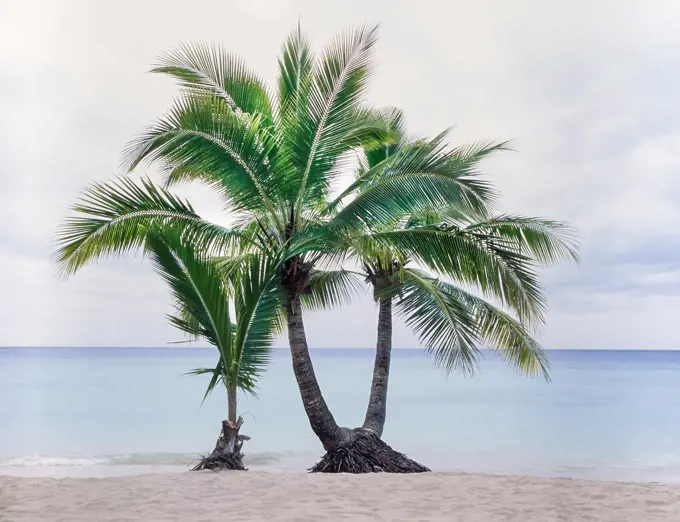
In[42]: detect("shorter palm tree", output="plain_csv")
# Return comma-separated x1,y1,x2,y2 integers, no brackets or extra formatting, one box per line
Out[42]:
356,210,579,435
144,228,281,470
307,111,580,471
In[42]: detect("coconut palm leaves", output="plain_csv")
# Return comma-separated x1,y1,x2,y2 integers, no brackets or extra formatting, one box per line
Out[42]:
365,211,579,328
355,215,576,378
341,115,580,377
123,95,284,227
327,133,503,231
301,269,364,311
290,25,378,217
394,268,550,377
54,176,254,277
119,25,385,245
151,43,275,127
146,229,281,404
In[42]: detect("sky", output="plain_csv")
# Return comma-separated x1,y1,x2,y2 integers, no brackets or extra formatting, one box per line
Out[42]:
1,0,679,349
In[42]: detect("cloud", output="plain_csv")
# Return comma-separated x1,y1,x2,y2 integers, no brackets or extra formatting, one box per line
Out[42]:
1,0,680,350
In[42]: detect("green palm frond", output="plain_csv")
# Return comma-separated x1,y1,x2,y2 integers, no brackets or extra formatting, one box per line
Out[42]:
443,213,580,266
325,136,436,215
216,252,263,277
363,225,545,327
473,298,550,381
282,222,345,260
230,252,284,395
291,24,379,224
364,106,406,168
278,23,314,111
450,139,512,165
54,175,249,277
328,134,505,230
403,209,443,229
277,23,315,129
186,360,225,404
349,230,404,278
147,231,281,399
121,95,285,233
394,269,481,374
146,232,233,355
152,42,274,128
399,269,549,379
301,269,365,311
146,230,235,402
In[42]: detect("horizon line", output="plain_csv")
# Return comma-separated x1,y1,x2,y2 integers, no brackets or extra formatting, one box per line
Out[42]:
2,346,680,352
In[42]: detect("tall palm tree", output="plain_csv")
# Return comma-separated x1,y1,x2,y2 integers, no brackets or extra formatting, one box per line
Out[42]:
55,24,574,473
143,228,282,470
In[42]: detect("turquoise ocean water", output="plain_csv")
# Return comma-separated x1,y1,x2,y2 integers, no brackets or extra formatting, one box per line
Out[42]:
2,347,680,482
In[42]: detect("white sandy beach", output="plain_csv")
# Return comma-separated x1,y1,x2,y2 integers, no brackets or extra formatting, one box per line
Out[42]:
3,472,680,522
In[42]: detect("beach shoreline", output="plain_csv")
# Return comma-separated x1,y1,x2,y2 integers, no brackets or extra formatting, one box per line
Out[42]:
3,471,680,521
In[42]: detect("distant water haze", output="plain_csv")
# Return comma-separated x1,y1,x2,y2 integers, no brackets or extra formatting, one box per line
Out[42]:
2,347,680,482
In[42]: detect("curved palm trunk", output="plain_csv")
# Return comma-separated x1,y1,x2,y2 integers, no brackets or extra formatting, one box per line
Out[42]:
284,291,350,451
362,297,392,437
285,290,428,474
282,267,427,473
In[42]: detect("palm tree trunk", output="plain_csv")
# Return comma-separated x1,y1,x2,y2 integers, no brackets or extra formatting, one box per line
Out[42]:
192,386,247,471
227,385,237,424
362,296,392,437
285,290,428,474
284,291,348,451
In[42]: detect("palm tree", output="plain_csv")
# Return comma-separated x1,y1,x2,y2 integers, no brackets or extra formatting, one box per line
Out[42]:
143,228,281,470
328,109,580,442
356,212,579,440
55,24,575,473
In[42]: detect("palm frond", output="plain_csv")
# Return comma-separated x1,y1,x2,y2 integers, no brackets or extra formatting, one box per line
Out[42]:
328,134,505,230
400,269,550,379
397,269,550,380
443,213,580,266
54,176,248,277
291,24,379,223
364,225,546,327
122,95,285,234
394,269,481,374
403,208,443,229
301,269,365,311
277,23,315,125
364,106,406,168
186,360,226,404
230,252,284,395
146,232,233,356
152,42,274,127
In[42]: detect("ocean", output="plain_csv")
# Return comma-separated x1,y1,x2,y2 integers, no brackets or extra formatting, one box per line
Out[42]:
2,347,680,482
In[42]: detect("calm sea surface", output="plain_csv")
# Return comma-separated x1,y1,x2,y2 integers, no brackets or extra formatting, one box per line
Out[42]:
2,347,680,482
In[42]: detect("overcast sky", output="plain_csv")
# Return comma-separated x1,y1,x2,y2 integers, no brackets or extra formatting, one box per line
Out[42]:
1,0,679,349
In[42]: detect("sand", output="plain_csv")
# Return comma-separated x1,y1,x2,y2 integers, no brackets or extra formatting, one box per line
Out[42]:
3,471,680,522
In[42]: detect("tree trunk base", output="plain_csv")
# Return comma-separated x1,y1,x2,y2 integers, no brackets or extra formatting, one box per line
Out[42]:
192,418,249,472
309,429,430,474
192,451,246,471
